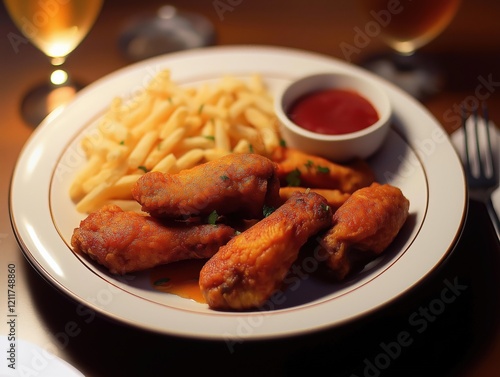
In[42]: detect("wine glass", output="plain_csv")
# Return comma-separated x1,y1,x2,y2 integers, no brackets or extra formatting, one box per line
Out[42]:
3,0,103,126
359,0,461,99
118,5,216,62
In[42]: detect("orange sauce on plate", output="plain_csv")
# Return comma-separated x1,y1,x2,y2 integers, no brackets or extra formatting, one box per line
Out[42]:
150,259,207,303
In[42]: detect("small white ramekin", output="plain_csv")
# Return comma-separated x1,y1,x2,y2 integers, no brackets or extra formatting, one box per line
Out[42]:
274,72,392,162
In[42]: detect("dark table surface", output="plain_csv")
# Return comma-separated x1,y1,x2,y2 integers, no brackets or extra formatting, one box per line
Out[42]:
1,1,499,376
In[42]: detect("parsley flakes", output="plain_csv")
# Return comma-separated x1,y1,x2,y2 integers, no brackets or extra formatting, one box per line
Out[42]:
207,210,219,225
286,168,301,187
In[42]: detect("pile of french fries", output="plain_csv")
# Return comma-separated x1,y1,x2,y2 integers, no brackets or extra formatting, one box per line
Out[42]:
69,69,282,213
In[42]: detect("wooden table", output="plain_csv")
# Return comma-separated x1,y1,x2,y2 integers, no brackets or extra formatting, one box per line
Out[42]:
1,1,499,376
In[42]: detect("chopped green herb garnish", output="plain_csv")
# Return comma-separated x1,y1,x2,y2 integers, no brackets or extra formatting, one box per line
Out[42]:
279,139,287,147
138,165,149,173
198,104,205,114
220,175,229,181
154,277,170,286
263,205,275,217
321,203,331,212
119,140,125,145
205,135,215,141
317,165,330,173
286,168,301,187
248,144,254,153
208,210,219,225
304,160,314,169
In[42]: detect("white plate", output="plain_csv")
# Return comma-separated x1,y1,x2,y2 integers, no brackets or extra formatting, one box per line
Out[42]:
10,46,466,340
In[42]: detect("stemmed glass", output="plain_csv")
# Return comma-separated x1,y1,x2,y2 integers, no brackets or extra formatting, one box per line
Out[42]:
4,0,103,126
118,5,216,62
360,0,461,99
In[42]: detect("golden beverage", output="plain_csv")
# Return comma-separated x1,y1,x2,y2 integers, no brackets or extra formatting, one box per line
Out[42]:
4,0,103,62
361,0,461,54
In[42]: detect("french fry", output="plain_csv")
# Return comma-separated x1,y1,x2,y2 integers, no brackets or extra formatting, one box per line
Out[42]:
232,139,253,154
220,75,247,93
247,73,265,93
81,159,128,195
127,130,158,170
69,154,103,201
204,148,230,161
112,174,143,197
200,122,215,137
251,93,275,115
76,173,140,213
121,94,155,129
81,136,119,158
192,83,211,104
146,69,171,98
76,181,113,213
198,103,227,121
152,153,177,173
131,100,175,138
260,127,280,153
184,115,204,137
244,107,272,130
215,93,232,109
98,117,129,143
176,136,215,151
229,124,265,154
104,199,144,213
174,148,204,171
145,127,186,169
229,96,254,120
106,144,129,163
159,106,188,139
214,119,231,152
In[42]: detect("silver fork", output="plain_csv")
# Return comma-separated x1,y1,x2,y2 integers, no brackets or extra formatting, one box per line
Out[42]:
462,103,500,238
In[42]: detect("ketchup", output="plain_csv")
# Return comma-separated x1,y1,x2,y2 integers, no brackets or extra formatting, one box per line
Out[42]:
287,89,378,135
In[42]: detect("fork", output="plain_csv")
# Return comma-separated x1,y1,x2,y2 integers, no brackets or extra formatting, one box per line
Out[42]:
462,103,500,238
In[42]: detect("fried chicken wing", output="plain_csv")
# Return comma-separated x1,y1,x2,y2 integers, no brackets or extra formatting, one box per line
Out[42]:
318,183,409,280
71,204,235,275
199,192,332,310
132,153,281,220
279,187,350,212
271,146,375,193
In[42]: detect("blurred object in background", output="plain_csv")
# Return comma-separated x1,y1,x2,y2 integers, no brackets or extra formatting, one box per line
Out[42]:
118,5,216,62
359,0,461,99
3,0,103,126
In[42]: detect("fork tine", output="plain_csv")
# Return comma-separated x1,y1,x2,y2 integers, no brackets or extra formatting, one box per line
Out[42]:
473,103,486,178
462,105,473,178
482,102,497,180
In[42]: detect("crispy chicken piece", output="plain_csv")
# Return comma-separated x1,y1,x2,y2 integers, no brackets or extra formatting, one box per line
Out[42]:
71,204,235,275
318,183,409,280
271,146,375,193
132,153,281,220
279,187,350,212
199,192,332,310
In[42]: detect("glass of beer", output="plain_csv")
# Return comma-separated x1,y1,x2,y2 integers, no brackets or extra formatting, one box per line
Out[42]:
4,0,103,126
359,0,461,98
